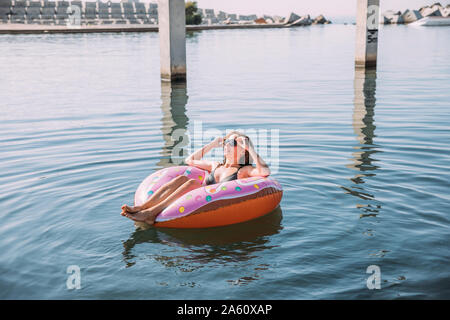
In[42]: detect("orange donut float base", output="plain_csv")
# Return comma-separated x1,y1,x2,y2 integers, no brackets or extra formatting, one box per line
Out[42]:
154,189,283,229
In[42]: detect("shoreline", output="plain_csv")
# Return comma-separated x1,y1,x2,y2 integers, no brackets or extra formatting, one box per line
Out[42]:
0,23,297,35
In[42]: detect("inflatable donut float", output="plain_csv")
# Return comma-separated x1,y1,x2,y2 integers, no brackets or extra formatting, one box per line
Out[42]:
134,166,283,228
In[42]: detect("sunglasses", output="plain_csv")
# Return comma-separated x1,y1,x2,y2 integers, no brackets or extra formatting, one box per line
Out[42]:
224,138,238,147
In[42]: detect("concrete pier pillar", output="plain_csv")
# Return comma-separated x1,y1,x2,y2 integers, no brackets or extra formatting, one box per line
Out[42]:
158,0,187,82
355,0,380,69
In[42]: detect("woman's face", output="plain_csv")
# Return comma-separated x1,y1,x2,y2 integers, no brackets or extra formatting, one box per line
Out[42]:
224,134,245,163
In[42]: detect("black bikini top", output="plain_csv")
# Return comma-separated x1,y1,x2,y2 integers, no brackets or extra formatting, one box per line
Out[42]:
205,164,243,186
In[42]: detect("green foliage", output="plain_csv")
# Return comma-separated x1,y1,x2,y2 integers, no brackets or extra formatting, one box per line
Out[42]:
185,1,202,25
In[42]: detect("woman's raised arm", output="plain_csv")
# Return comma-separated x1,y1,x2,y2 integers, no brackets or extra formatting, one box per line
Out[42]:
184,136,223,172
237,136,271,177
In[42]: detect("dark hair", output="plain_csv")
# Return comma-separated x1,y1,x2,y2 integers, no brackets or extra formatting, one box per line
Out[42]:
221,135,252,167
239,150,251,166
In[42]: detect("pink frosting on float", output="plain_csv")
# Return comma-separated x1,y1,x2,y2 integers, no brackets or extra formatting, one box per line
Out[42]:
134,166,283,223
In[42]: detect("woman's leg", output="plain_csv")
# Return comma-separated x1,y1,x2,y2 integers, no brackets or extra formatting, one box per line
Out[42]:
122,175,190,213
122,178,201,225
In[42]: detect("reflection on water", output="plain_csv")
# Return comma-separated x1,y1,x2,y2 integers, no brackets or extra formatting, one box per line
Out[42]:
157,81,189,168
122,207,283,274
342,69,382,218
134,81,190,230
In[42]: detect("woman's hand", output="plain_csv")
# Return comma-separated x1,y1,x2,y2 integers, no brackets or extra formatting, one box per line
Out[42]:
211,136,224,148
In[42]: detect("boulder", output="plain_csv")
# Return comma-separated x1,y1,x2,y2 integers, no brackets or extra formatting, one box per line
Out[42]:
283,12,301,24
271,15,283,23
441,7,450,17
419,6,429,13
382,11,404,24
288,14,312,26
401,9,422,23
313,14,327,24
431,3,444,13
390,14,404,24
421,6,442,17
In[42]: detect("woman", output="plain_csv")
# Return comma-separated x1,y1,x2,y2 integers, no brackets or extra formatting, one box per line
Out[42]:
121,131,271,225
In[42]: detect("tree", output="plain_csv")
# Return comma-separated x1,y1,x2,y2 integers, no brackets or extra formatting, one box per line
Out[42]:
185,1,202,25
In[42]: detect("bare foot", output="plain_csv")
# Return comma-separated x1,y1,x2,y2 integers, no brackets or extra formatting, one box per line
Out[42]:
121,204,142,214
122,207,160,225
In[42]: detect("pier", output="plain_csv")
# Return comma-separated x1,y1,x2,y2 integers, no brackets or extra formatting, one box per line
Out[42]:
0,19,290,34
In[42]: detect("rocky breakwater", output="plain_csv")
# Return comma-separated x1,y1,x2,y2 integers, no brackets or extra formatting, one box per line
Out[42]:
382,2,450,24
200,9,332,27
282,12,332,27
